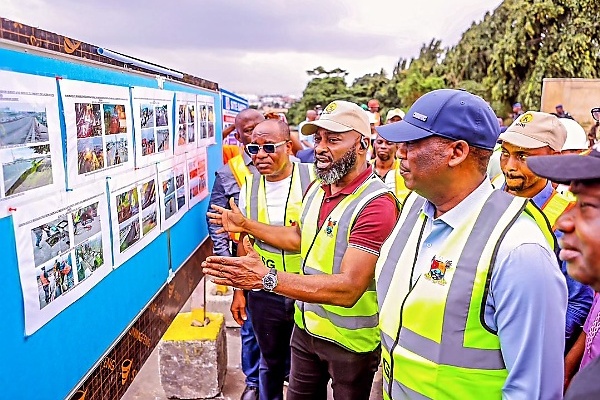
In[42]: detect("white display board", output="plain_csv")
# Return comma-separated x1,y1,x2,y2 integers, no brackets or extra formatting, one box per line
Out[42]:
158,154,188,231
186,146,208,209
174,92,197,155
108,165,161,268
0,71,65,217
60,79,134,189
131,87,174,167
12,183,112,335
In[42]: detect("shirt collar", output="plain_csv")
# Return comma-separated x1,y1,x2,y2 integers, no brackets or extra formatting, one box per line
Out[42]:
242,151,253,166
531,180,555,209
422,179,493,229
322,164,374,199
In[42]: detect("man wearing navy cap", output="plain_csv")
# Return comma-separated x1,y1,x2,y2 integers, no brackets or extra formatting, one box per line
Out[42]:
375,89,567,399
528,144,600,399
512,102,524,120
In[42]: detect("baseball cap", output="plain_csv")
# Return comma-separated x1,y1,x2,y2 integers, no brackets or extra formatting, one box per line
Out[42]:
499,111,566,151
528,143,600,184
375,89,499,150
386,108,405,121
301,100,370,137
559,118,588,151
513,102,522,108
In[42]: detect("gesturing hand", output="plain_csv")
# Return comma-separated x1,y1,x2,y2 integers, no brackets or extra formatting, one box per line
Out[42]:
207,197,247,234
202,236,268,290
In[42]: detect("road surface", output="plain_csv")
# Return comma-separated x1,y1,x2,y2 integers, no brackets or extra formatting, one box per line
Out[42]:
1,116,48,145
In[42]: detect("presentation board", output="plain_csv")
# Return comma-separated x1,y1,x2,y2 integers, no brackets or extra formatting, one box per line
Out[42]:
0,17,224,400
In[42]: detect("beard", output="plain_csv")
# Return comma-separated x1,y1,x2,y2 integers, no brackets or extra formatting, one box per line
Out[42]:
314,147,357,185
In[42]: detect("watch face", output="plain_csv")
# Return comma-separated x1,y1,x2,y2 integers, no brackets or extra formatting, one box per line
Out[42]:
263,272,277,291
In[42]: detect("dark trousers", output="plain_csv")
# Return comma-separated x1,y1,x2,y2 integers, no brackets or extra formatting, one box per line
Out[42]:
247,290,294,400
241,294,260,387
287,325,380,400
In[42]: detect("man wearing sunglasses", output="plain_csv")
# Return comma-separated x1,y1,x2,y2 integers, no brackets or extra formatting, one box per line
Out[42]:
206,108,264,400
237,119,314,400
205,100,399,400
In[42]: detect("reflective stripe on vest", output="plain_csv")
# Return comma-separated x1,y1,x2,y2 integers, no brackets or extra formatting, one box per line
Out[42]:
228,155,252,188
541,190,574,230
491,173,573,232
245,163,314,273
376,190,554,399
294,175,394,353
227,155,252,242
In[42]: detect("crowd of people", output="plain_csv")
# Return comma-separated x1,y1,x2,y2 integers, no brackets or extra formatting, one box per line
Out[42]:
205,89,600,400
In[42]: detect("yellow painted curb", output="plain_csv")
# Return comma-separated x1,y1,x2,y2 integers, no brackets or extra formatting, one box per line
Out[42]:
162,309,224,342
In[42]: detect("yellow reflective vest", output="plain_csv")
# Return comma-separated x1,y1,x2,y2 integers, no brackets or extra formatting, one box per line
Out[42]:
491,174,573,231
242,162,314,273
371,159,410,204
227,154,252,242
294,174,395,353
376,190,556,399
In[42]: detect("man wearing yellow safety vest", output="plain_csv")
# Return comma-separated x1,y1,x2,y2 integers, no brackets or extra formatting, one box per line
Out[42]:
204,100,399,400
493,111,593,380
375,89,567,399
237,119,314,400
371,134,410,204
206,108,264,400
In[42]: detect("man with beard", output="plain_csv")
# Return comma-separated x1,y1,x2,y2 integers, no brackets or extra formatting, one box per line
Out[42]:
527,144,600,399
204,100,399,400
493,111,593,353
237,119,313,400
374,90,566,399
371,134,409,203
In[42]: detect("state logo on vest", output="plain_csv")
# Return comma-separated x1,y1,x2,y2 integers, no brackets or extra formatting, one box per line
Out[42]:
424,256,453,285
325,218,337,237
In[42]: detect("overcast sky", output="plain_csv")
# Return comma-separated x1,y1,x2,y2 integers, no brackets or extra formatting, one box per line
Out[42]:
3,0,502,96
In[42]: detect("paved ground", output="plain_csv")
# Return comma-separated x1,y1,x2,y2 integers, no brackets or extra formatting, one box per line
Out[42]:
123,279,383,400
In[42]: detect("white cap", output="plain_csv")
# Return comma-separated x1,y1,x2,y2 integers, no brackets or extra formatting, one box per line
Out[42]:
559,118,588,151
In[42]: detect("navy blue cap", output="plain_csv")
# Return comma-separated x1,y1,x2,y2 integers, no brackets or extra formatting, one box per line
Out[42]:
376,89,500,150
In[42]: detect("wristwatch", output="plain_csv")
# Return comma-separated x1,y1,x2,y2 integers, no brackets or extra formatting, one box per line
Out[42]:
262,268,278,292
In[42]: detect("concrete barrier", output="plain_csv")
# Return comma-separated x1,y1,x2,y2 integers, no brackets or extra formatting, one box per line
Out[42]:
158,309,227,399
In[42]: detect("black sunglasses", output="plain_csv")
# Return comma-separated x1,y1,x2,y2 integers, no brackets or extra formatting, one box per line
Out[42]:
246,141,288,155
591,107,600,123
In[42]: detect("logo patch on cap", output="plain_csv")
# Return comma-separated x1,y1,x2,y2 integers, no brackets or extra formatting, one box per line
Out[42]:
323,102,338,114
413,112,428,122
519,113,533,123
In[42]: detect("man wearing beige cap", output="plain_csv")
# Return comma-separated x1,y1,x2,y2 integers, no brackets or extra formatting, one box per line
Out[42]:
494,111,593,356
205,100,399,399
385,108,405,124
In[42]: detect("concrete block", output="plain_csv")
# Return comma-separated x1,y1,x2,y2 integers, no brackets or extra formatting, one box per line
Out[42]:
192,279,239,328
159,310,227,399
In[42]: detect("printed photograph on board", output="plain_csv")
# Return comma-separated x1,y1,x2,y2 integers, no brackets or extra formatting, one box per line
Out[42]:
140,178,156,210
105,134,128,167
1,144,53,196
116,187,139,224
141,128,155,156
77,137,104,174
140,104,154,129
142,205,158,235
31,215,70,267
0,103,49,146
72,202,101,246
155,105,169,127
177,125,187,146
156,128,170,152
119,218,140,253
164,194,177,220
37,252,74,309
75,103,102,138
75,234,103,283
103,104,127,134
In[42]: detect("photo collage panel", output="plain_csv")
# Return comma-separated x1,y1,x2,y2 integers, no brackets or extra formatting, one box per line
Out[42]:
140,103,170,157
116,177,158,254
31,200,105,309
75,102,129,175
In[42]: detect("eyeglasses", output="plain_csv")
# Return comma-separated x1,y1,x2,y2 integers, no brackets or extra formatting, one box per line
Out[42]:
591,107,600,123
246,141,288,155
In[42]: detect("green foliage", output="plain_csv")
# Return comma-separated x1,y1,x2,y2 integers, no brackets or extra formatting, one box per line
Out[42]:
290,0,599,120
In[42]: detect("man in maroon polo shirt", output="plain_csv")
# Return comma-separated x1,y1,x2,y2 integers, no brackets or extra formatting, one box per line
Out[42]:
204,100,399,400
